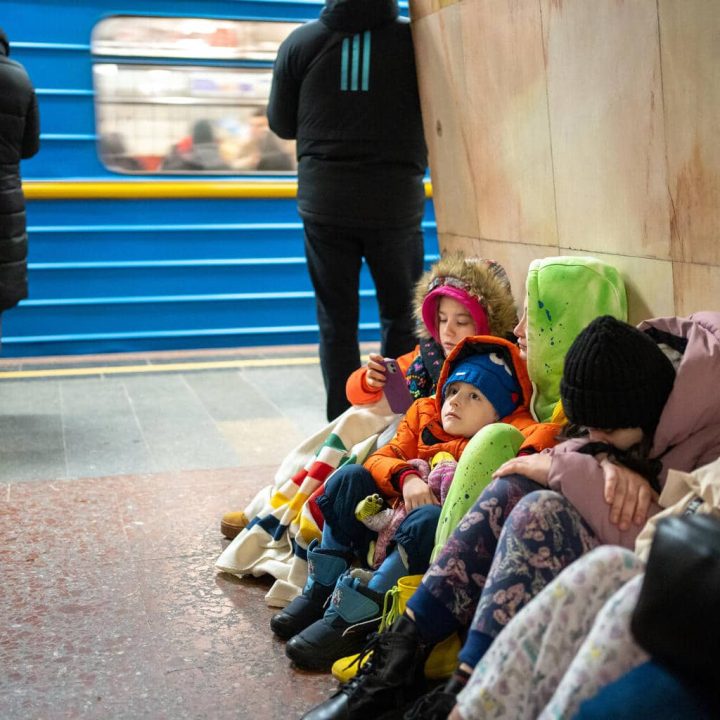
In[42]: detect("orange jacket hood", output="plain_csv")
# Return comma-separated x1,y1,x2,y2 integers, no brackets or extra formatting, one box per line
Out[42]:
435,335,532,421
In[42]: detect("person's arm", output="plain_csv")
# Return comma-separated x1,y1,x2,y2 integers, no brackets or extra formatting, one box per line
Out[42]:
267,38,300,140
345,353,387,406
547,449,661,548
363,401,425,499
345,348,417,406
21,89,40,159
600,461,659,530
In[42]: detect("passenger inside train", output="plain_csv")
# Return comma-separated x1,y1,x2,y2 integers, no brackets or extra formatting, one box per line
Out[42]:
161,119,231,172
230,108,294,171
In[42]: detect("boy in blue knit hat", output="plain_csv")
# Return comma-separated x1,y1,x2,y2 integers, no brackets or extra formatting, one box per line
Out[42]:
272,335,534,672
441,352,521,437
351,351,524,566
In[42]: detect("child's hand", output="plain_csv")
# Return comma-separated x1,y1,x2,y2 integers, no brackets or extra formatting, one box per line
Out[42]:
365,352,388,389
601,459,658,531
493,453,551,486
402,474,440,512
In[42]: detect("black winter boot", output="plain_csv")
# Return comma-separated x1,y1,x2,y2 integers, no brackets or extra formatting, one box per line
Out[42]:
300,614,427,720
286,569,383,671
270,540,348,640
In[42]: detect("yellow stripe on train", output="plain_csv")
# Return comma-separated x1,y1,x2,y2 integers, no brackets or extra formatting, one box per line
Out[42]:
23,179,433,200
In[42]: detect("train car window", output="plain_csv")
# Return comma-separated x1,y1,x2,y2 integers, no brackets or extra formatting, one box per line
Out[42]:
91,16,299,174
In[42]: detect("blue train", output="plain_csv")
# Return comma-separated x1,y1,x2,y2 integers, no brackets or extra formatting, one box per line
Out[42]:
2,0,437,357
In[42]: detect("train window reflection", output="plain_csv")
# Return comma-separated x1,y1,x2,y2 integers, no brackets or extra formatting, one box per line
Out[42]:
91,17,298,175
91,16,297,60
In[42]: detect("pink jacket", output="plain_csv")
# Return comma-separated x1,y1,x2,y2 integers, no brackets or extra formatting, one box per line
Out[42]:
546,311,720,548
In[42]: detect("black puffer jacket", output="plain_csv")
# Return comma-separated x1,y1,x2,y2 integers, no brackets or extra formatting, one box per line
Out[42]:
0,30,40,312
268,0,427,229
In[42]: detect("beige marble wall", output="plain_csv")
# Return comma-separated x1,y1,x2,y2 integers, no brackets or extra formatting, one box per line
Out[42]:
411,0,720,323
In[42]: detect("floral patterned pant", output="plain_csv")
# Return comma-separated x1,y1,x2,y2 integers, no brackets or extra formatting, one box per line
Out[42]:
456,546,647,720
419,475,600,639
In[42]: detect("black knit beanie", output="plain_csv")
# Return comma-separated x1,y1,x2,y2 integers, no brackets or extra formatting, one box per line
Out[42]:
560,316,676,434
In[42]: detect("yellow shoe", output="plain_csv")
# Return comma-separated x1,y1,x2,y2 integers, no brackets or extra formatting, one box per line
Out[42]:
331,574,461,682
331,576,420,682
220,510,249,540
424,633,462,679
394,575,460,679
331,649,372,682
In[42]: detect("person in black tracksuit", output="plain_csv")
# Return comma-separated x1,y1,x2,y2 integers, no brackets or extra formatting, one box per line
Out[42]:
268,0,428,421
0,28,40,343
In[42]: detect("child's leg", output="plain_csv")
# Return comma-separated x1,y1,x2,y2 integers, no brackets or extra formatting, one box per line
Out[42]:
270,464,376,640
463,491,600,668
541,572,647,720
454,546,644,720
433,423,524,559
286,503,442,671
407,475,541,648
315,463,379,558
368,547,409,593
368,503,442,593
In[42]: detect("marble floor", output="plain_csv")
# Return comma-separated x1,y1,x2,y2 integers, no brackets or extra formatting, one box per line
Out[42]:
0,345,358,720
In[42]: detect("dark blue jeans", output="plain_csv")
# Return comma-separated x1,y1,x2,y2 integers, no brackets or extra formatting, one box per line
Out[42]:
317,463,440,572
303,220,424,421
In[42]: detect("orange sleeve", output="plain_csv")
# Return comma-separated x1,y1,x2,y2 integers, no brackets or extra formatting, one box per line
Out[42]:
362,399,425,498
345,346,420,406
518,421,565,454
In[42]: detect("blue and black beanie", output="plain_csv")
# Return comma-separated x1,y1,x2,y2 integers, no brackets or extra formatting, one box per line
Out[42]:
443,352,521,419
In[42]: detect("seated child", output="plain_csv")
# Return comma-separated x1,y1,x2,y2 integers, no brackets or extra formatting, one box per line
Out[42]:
219,253,517,540
271,334,535,672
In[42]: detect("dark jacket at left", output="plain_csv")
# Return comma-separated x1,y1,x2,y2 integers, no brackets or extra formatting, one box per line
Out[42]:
0,36,40,311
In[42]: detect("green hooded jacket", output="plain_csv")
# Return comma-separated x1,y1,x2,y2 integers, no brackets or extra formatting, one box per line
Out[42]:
526,256,628,422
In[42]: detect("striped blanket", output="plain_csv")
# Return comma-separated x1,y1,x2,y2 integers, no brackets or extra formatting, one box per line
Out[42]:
215,399,398,606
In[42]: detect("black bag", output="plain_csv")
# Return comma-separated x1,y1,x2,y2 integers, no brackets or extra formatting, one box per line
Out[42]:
630,513,720,696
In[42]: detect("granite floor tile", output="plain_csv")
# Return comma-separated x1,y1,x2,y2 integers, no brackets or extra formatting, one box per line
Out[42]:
218,417,313,468
182,369,282,423
119,490,234,561
160,660,335,720
1,448,69,483
0,466,337,720
133,554,276,669
1,560,153,687
59,379,154,479
0,378,62,411
0,412,65,452
122,375,240,471
1,478,129,567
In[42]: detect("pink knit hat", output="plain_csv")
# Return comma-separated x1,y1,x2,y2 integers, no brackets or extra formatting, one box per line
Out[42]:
421,280,489,344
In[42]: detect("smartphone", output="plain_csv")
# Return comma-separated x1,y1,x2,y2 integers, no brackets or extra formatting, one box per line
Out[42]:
381,358,414,414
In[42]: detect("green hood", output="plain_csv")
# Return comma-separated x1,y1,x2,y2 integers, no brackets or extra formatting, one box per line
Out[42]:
526,256,627,422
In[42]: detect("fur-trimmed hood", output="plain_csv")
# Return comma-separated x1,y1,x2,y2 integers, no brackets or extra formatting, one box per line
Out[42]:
414,253,518,340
